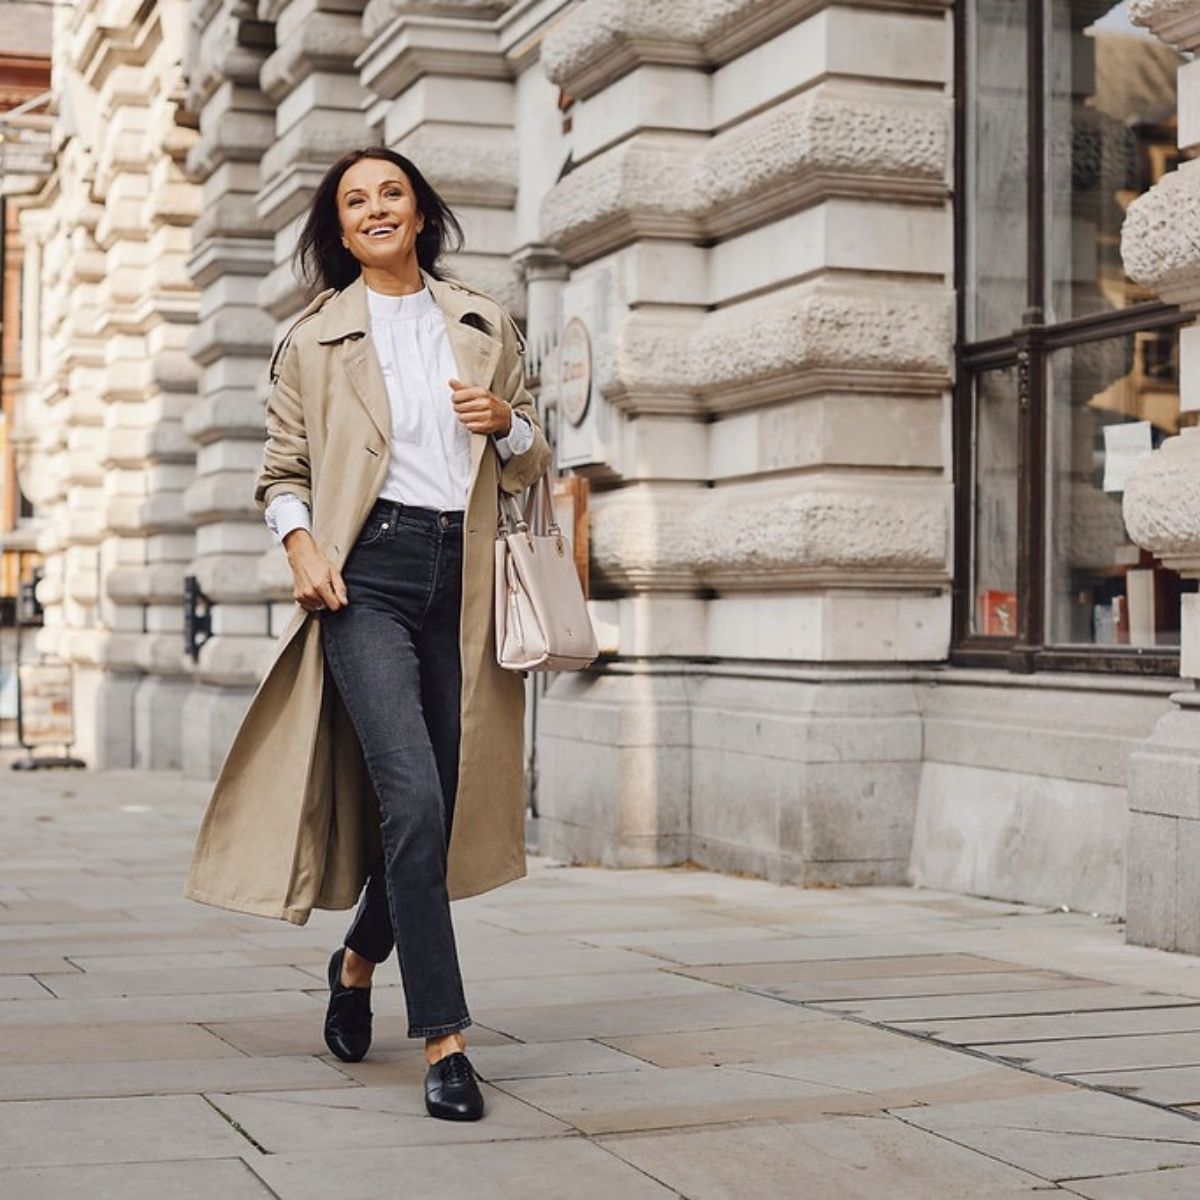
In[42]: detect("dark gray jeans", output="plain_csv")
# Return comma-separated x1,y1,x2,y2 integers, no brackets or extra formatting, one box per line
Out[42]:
320,498,471,1039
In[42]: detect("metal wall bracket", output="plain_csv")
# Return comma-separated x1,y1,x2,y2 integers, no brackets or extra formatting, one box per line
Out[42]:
184,575,213,662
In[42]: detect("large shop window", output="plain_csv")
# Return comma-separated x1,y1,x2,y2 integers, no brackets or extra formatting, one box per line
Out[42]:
956,0,1196,673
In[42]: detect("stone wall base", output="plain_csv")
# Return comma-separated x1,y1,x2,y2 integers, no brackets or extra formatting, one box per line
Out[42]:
536,671,692,869
134,676,193,772
182,682,255,781
536,667,923,886
73,667,139,770
536,666,1172,915
910,762,1128,916
1126,699,1200,952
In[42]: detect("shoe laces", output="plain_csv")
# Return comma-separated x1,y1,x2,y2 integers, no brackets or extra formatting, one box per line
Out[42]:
440,1052,474,1086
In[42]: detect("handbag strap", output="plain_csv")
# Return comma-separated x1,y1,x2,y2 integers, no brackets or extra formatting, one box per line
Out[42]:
498,474,561,539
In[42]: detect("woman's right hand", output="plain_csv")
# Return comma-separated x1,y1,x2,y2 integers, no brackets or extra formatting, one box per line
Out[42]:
284,530,348,612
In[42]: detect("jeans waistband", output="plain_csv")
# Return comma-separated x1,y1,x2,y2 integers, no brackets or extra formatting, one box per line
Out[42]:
369,498,464,530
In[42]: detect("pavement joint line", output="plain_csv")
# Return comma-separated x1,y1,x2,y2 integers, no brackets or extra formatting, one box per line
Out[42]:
200,1093,271,1155
587,1130,689,1198
810,1000,1200,1127
649,965,1200,1127
965,1031,1200,1049
236,1155,288,1200
195,1022,256,1058
882,1105,1066,1191
815,994,1200,1021
1071,1061,1200,1075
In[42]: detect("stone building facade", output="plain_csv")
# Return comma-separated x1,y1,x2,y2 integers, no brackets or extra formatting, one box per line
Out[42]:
12,0,201,767
9,0,1200,927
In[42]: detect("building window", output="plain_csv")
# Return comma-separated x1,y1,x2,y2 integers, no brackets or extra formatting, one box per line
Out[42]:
955,0,1196,673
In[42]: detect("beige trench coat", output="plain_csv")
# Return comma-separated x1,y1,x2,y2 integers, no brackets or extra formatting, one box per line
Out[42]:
184,272,551,925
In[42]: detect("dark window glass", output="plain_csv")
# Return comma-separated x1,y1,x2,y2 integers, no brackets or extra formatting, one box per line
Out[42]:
958,0,1192,669
966,0,1029,341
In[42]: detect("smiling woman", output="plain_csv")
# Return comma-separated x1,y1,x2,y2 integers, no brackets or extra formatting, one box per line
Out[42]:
183,146,552,1124
294,149,463,292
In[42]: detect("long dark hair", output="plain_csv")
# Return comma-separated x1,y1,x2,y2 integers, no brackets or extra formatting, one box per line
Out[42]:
293,147,464,293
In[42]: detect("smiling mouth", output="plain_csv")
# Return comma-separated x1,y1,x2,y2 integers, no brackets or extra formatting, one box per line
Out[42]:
365,226,398,238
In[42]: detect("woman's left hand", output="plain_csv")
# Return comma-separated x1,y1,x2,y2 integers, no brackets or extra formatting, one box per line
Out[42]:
449,378,513,436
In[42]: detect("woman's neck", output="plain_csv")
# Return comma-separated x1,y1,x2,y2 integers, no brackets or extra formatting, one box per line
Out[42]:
360,261,424,296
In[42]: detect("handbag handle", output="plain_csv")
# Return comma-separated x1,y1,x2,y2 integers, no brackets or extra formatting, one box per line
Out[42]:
498,475,561,540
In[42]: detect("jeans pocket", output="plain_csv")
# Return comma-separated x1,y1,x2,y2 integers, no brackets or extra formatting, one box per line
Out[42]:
354,512,390,550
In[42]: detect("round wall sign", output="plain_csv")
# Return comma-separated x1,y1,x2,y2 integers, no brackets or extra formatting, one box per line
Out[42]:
559,317,591,427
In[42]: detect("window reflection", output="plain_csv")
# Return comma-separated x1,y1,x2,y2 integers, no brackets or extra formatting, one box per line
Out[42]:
972,365,1020,638
966,0,1028,341
1046,329,1196,647
1047,1,1188,322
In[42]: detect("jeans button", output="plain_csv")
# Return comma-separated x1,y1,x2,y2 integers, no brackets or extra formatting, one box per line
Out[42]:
439,514,449,529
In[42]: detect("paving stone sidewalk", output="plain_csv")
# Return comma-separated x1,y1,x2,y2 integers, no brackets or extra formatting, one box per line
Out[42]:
5,767,1200,1197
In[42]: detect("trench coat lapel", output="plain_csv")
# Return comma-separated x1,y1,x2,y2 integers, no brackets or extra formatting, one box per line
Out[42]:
341,339,390,444
315,277,389,443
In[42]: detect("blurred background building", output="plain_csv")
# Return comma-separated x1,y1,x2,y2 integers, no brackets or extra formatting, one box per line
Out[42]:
0,0,50,726
6,0,1200,952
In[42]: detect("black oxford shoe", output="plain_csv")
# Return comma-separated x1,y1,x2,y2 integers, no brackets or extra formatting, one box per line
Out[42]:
324,946,373,1063
425,1051,485,1121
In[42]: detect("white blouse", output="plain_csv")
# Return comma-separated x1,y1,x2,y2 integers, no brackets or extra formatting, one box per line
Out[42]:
265,283,533,544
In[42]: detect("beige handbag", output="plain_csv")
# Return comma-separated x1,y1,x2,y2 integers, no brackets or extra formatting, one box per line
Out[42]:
495,476,599,671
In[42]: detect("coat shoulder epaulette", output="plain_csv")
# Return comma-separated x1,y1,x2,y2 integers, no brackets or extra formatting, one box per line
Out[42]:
268,287,337,381
443,275,527,356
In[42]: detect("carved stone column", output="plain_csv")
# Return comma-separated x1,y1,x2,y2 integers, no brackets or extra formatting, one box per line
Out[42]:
1120,0,1200,950
180,0,278,778
92,9,202,769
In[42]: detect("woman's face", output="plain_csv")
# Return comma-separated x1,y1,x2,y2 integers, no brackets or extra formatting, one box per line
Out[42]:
336,158,424,273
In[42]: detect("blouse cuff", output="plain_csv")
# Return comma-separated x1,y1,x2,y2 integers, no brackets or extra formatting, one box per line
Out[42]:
265,492,312,544
493,411,534,463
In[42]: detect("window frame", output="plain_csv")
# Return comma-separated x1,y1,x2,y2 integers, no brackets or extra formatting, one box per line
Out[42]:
952,0,1187,676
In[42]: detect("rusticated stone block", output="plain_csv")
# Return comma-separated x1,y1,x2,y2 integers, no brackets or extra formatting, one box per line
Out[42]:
396,124,518,207
592,279,952,415
1130,0,1200,49
541,86,949,262
542,0,823,98
259,11,368,102
1121,163,1200,306
588,474,949,595
1123,427,1200,562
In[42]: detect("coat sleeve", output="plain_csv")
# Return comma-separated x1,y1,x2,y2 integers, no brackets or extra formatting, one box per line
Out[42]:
254,335,312,512
494,312,552,496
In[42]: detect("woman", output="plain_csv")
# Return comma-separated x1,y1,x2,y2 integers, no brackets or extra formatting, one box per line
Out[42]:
183,147,551,1122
